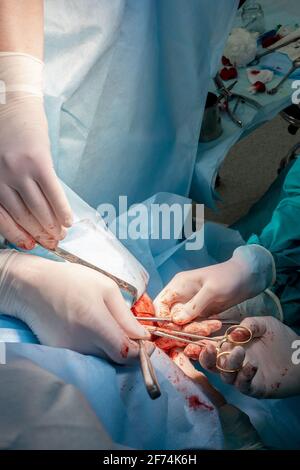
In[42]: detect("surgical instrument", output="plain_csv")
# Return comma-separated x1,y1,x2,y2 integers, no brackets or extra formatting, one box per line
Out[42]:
139,340,161,400
136,316,172,322
147,324,251,344
214,73,262,128
147,323,253,373
249,33,300,66
43,245,139,303
267,57,300,95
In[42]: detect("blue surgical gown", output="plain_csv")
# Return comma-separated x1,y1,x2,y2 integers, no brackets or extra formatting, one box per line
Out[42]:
234,157,300,333
44,0,239,211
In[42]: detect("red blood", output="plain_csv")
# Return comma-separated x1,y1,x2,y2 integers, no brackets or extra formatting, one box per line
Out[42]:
253,81,266,93
262,34,282,49
131,293,155,326
120,344,129,358
131,293,155,317
169,349,180,361
187,395,213,412
250,70,260,75
222,55,232,66
17,240,36,250
271,382,281,390
220,67,238,81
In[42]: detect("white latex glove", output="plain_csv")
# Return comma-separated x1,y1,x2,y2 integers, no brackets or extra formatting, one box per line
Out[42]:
154,245,275,325
218,404,265,450
0,53,73,250
0,250,151,364
217,289,283,322
199,317,300,398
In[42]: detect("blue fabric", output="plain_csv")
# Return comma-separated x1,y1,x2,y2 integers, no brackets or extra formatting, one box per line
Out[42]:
43,0,238,212
233,157,300,333
261,52,300,79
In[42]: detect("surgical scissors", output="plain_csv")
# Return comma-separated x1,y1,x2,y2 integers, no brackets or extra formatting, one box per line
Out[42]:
214,74,262,128
145,322,253,374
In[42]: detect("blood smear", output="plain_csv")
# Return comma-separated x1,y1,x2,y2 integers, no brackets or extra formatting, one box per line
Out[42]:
120,344,129,358
187,395,213,412
131,293,156,326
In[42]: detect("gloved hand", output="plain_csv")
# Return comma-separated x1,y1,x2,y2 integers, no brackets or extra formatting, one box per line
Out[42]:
0,53,73,250
199,316,300,398
154,244,275,325
0,250,151,363
154,291,282,362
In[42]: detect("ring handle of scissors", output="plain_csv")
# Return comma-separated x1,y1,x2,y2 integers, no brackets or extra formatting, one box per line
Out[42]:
224,325,253,345
215,325,253,373
216,351,244,373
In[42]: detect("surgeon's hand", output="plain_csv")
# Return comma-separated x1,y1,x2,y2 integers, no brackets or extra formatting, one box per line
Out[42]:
198,317,300,398
0,250,151,364
0,54,72,250
154,245,275,325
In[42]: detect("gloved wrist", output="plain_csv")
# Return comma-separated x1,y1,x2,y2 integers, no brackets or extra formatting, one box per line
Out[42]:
0,53,50,150
218,403,265,450
225,289,284,322
0,52,44,101
0,249,21,317
231,244,276,296
262,289,283,321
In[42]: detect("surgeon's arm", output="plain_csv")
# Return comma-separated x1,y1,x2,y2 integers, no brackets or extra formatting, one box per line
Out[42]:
0,0,43,58
0,0,73,251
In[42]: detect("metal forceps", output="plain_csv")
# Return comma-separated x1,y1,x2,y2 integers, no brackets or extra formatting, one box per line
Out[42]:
41,245,161,399
214,73,262,128
45,245,139,303
145,320,253,374
138,340,161,400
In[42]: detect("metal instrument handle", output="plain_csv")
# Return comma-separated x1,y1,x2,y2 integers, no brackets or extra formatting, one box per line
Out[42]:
139,340,161,400
49,246,138,302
